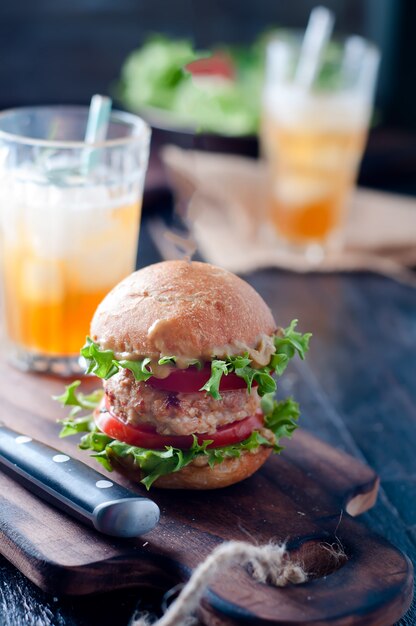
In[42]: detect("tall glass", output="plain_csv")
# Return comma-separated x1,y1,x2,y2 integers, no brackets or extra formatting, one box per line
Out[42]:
0,106,150,374
261,35,380,260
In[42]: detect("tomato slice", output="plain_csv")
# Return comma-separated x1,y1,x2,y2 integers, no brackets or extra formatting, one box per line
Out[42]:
95,400,264,450
147,365,251,393
186,53,235,80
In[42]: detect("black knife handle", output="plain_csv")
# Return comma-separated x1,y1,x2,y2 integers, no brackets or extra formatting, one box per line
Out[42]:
0,424,159,537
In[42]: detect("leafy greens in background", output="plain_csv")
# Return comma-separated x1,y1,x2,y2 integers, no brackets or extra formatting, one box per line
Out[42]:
118,36,197,111
117,35,264,136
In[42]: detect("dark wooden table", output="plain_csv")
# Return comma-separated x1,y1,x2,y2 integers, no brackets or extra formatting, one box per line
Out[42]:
1,211,415,626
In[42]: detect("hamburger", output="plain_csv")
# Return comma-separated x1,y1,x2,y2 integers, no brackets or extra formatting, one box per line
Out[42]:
58,260,310,489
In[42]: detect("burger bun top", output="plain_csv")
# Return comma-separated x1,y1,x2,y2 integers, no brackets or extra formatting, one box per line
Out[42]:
91,260,276,364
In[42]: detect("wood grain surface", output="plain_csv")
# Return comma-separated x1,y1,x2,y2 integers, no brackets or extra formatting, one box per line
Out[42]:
0,338,413,624
0,215,415,626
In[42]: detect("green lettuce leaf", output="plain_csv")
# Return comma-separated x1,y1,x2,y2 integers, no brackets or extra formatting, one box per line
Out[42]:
200,360,229,400
227,354,275,396
56,382,300,489
157,356,177,366
205,430,271,468
263,396,300,452
119,358,152,382
274,320,312,363
54,380,104,429
54,380,103,411
81,337,156,382
81,337,119,379
201,354,278,400
158,356,203,369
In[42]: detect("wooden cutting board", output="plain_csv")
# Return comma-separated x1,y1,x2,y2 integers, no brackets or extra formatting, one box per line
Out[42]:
0,358,412,626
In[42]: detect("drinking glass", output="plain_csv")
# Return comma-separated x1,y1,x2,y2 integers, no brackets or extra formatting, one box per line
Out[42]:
261,34,380,261
0,106,150,374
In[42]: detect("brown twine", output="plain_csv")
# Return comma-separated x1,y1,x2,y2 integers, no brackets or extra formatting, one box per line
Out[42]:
130,540,307,626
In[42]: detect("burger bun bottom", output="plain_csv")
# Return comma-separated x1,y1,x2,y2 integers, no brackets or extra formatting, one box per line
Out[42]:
108,445,272,490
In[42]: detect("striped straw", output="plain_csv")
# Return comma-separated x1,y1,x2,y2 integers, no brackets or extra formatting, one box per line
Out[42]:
295,6,335,89
83,94,112,172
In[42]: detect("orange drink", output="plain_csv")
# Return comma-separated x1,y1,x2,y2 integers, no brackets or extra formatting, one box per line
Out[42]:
2,200,141,357
262,108,367,244
0,106,150,374
261,36,379,255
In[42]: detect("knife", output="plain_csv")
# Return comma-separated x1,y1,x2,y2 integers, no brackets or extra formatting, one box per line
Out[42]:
0,423,160,538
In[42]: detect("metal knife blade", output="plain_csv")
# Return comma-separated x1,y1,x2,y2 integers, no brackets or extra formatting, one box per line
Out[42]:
0,423,160,537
